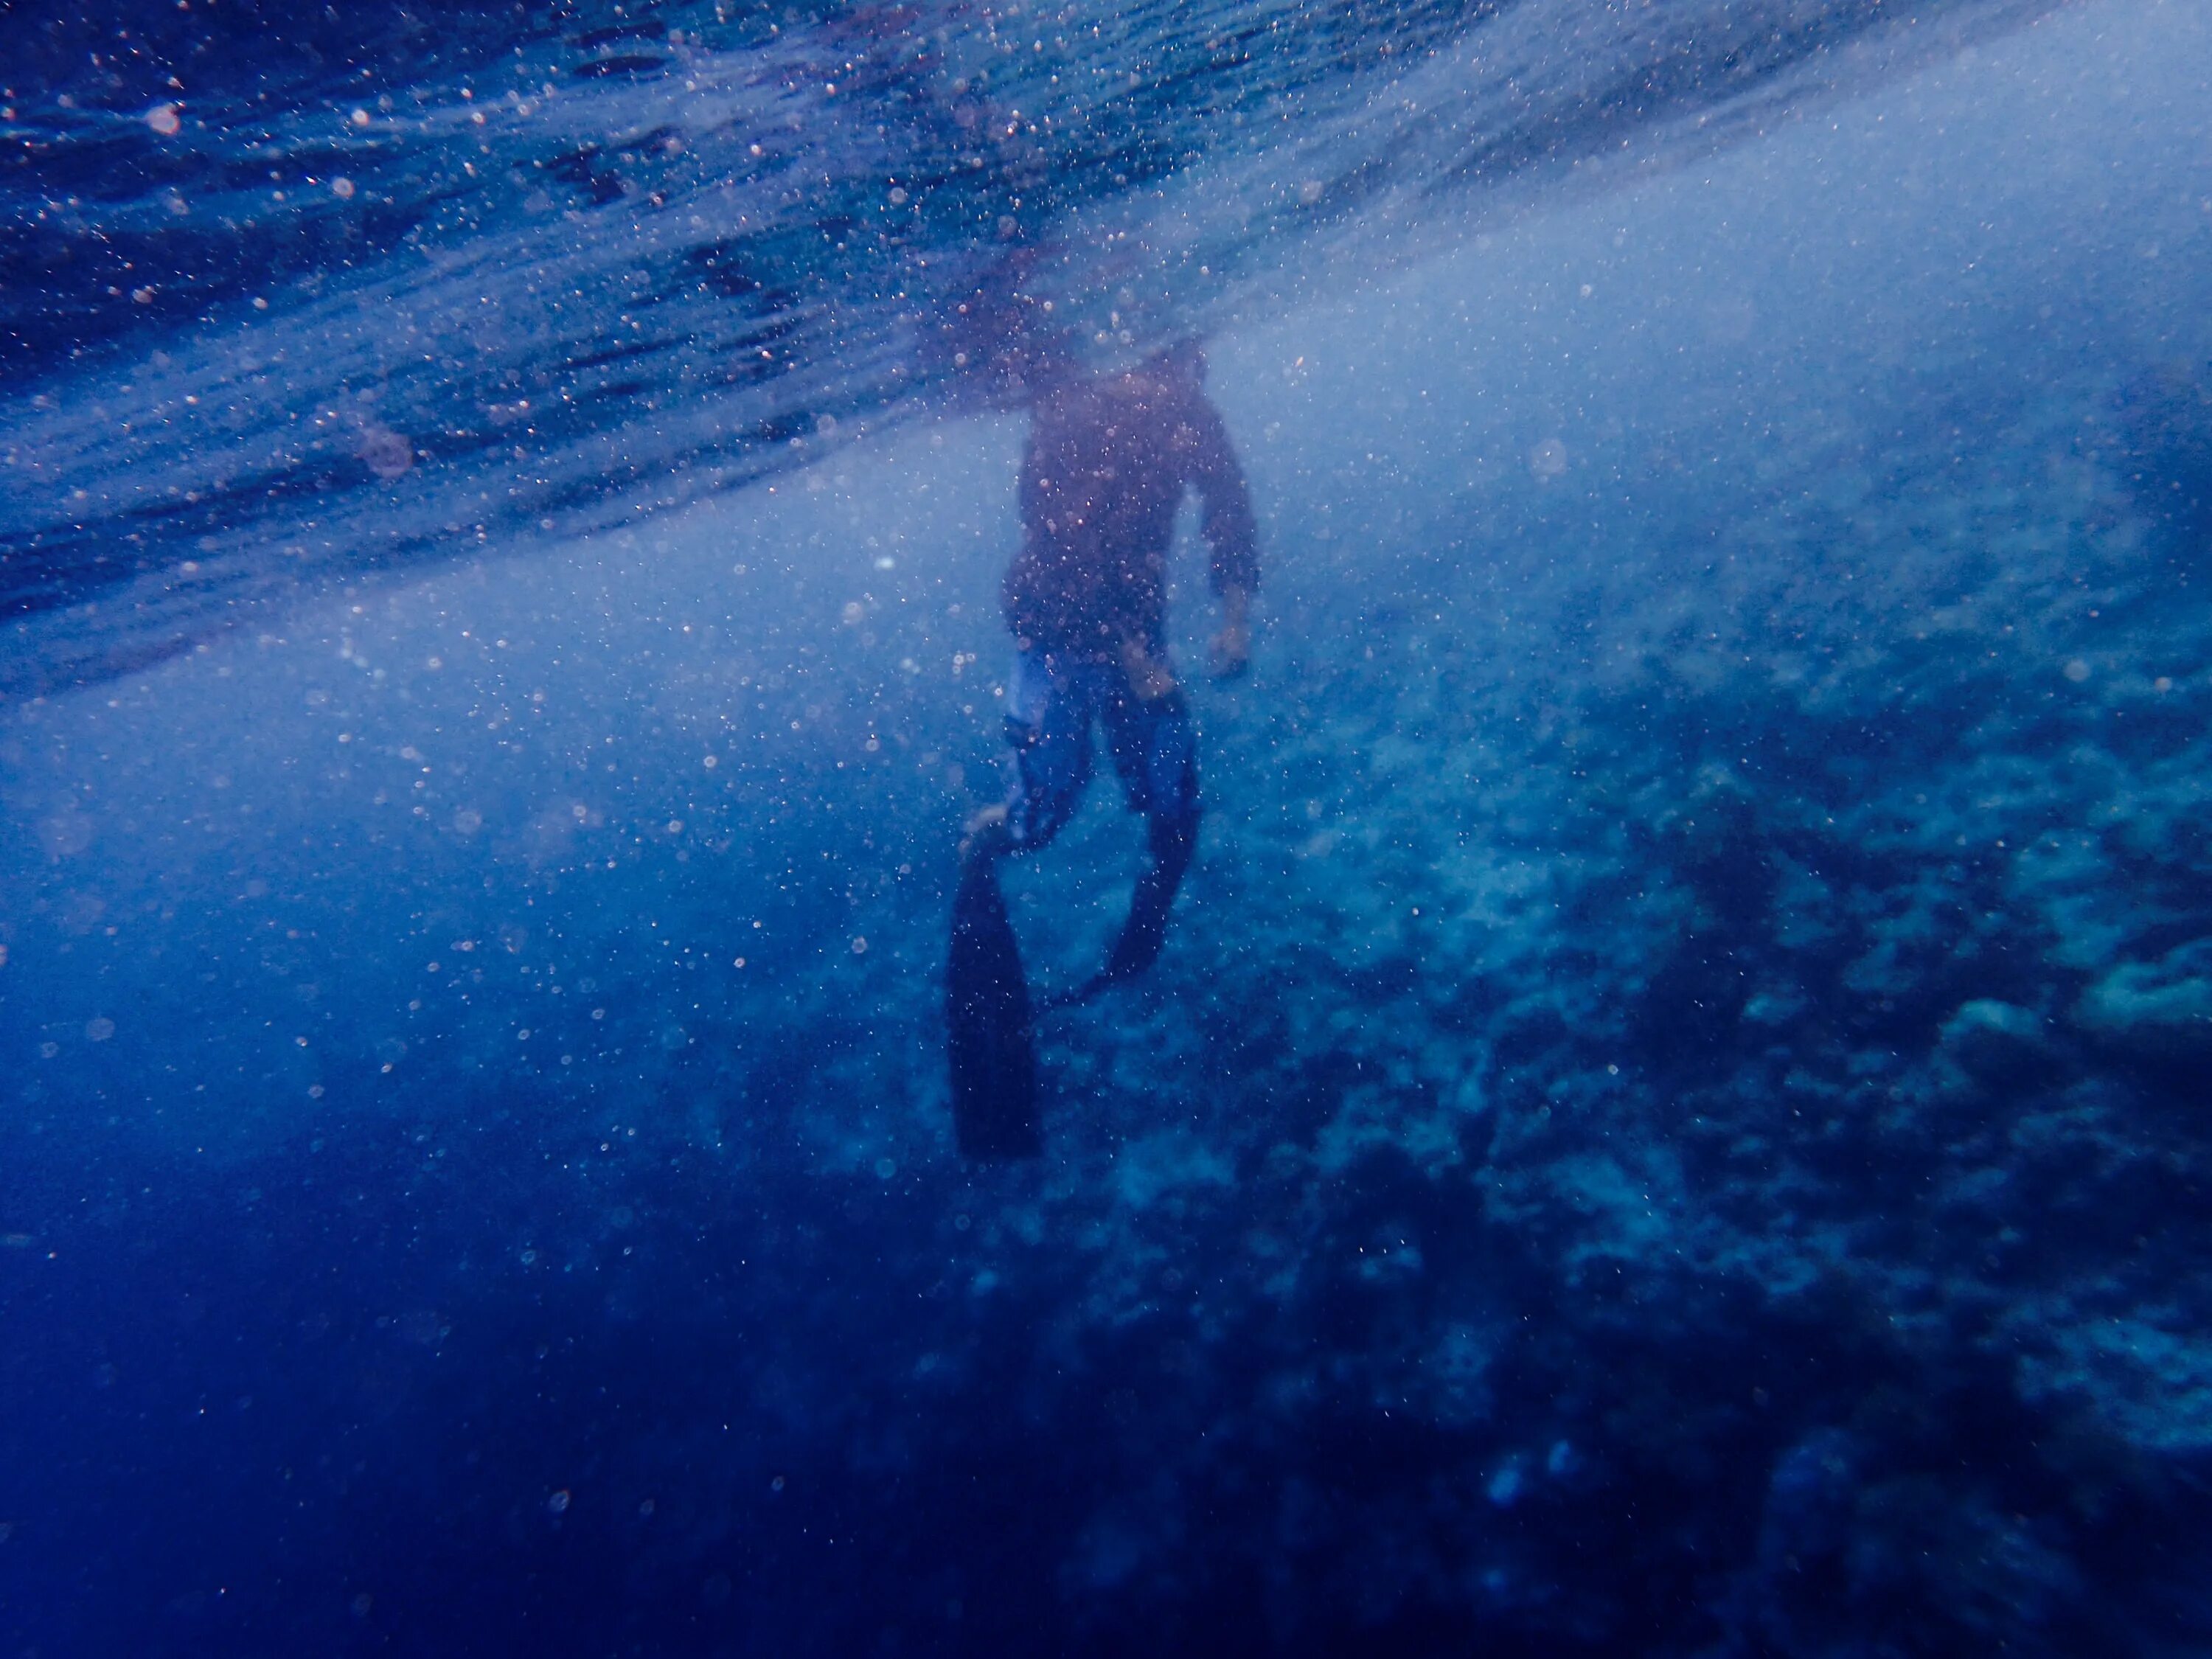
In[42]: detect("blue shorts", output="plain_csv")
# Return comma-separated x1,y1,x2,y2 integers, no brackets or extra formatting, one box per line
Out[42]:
1001,646,1200,852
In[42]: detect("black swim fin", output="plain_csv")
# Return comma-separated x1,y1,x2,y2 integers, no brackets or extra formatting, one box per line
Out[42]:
1105,813,1198,980
945,854,1040,1158
1035,815,1200,1013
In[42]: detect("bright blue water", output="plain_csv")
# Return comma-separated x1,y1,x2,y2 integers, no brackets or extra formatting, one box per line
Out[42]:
5,1,2212,1654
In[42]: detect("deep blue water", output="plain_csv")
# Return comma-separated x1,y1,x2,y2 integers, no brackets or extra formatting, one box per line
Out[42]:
6,0,2212,1654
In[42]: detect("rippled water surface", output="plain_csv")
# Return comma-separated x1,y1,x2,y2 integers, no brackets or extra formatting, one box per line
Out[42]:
6,0,2055,688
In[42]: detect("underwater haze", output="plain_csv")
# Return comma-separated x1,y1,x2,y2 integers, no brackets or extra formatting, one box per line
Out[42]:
6,0,2212,1654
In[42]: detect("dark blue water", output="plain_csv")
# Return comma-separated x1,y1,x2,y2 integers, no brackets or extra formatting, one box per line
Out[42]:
7,1,2212,1654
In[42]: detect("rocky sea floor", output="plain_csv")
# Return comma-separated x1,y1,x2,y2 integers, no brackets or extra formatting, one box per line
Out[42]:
833,378,2212,1653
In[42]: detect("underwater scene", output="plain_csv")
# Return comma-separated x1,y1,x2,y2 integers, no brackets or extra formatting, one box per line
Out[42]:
5,0,2212,1652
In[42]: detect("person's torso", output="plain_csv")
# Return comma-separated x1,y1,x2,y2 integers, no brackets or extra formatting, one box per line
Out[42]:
1008,372,1206,649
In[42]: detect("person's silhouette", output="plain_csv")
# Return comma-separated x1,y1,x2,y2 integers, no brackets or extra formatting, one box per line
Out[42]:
967,338,1256,973
946,338,1259,1153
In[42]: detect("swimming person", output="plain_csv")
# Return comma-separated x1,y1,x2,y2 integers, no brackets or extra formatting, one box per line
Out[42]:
945,338,1259,1155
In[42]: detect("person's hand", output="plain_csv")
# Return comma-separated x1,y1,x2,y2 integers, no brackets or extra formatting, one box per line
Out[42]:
959,803,1011,866
1210,585,1252,681
1119,634,1178,702
1209,619,1251,681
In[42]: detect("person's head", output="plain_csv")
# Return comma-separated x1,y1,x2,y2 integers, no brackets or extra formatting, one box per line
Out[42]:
936,249,1088,406
1147,336,1208,386
997,324,1084,400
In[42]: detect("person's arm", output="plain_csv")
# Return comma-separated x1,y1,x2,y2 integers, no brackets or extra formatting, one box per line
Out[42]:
1185,396,1259,678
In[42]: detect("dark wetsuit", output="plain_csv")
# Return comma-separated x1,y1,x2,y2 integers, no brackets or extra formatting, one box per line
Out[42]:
993,357,1258,981
1004,364,1259,664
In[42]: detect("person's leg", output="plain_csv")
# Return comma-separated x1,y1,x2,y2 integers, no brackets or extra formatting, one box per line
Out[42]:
948,647,1098,1154
1100,676,1202,981
967,647,1095,866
